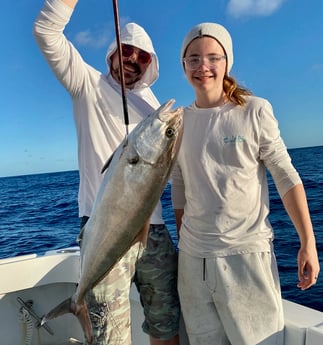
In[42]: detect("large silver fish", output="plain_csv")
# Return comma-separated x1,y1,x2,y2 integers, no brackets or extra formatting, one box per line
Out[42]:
41,99,183,344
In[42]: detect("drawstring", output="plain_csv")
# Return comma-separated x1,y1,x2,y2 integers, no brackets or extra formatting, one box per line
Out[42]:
203,258,206,281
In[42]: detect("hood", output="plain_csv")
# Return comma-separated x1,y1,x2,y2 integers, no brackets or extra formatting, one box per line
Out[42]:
106,22,159,89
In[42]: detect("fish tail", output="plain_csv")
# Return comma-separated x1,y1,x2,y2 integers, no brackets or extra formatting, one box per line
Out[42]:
41,297,73,324
75,300,93,344
41,297,93,344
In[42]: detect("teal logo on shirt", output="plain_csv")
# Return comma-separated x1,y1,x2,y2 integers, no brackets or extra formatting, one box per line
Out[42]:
223,135,246,144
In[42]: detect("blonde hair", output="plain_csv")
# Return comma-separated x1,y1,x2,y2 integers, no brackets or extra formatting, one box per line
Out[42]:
223,75,252,106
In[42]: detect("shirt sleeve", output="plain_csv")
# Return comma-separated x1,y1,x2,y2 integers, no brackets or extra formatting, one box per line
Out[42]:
33,0,89,96
259,99,302,198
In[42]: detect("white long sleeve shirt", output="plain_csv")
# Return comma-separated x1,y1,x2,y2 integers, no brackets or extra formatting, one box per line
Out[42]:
33,0,164,223
171,96,302,257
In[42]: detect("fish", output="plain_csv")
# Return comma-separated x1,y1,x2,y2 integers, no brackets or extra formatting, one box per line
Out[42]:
41,99,183,344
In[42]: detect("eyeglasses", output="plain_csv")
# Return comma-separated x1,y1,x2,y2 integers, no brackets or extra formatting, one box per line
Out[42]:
183,54,227,70
121,44,152,64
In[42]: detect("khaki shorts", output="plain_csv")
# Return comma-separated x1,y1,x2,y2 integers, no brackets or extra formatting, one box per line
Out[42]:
178,250,284,345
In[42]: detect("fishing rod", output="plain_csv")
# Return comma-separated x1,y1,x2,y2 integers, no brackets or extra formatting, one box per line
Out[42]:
112,0,129,137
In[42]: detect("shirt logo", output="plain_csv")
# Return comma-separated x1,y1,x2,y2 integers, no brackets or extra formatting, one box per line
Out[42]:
223,135,246,144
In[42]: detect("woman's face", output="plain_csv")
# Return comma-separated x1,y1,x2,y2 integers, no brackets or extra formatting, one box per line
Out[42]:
183,36,227,94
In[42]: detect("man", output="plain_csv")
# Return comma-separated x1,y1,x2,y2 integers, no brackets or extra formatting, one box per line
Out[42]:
33,1,180,344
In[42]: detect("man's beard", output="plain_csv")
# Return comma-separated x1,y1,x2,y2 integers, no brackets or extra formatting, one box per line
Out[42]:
111,62,142,87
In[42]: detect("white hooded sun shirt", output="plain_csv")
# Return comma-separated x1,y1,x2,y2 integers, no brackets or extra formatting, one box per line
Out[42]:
34,0,163,223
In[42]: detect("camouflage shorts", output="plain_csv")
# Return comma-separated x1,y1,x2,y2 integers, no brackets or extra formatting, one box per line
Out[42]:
86,241,144,345
79,219,180,343
134,224,180,340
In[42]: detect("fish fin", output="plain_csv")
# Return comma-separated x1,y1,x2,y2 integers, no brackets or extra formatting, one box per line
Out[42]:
132,218,150,247
75,301,94,345
101,137,128,174
101,152,115,174
41,297,73,324
41,297,94,344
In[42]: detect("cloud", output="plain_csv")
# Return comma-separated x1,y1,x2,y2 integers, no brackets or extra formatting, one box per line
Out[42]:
74,26,111,48
311,63,323,72
74,16,130,49
227,0,285,18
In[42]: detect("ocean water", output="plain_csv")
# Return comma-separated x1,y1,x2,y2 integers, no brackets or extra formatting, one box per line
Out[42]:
0,146,322,312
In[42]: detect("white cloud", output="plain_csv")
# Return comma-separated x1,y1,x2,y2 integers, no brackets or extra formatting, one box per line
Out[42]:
74,17,130,49
227,0,285,18
311,63,323,72
75,26,111,48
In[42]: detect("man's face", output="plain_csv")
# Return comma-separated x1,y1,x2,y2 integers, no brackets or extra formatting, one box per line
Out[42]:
110,44,152,89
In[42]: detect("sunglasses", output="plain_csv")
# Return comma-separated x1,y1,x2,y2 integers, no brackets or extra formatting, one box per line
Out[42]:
121,44,152,64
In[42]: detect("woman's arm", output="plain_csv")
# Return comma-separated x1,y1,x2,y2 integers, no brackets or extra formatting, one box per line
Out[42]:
174,209,184,239
282,184,320,290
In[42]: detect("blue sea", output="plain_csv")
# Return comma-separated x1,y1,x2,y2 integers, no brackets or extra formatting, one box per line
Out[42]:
0,146,322,312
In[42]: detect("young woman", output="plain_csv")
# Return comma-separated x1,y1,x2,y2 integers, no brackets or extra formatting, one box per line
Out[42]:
171,22,320,345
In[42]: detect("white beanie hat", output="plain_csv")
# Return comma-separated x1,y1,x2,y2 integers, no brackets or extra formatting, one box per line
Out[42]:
180,22,233,74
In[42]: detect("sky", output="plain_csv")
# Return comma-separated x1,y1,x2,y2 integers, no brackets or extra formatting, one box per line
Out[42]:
1,0,322,177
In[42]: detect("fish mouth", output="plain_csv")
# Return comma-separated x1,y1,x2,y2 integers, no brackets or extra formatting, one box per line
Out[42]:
169,107,183,132
158,99,183,135
158,99,177,122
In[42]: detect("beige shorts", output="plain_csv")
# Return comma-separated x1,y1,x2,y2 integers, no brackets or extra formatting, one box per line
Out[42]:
178,250,284,345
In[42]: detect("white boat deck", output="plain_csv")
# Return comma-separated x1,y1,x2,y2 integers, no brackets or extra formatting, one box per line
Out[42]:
0,248,322,345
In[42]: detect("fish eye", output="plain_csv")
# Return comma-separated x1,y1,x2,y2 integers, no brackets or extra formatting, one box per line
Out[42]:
165,127,175,138
128,156,139,164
